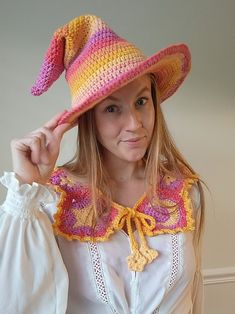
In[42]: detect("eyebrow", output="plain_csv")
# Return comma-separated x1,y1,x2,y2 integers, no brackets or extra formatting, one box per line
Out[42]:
105,86,151,102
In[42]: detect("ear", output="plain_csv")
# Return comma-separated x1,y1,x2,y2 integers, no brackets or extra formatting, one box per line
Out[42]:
31,35,65,96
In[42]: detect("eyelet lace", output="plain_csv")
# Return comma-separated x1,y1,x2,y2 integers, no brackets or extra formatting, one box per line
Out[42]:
88,242,118,313
152,234,180,313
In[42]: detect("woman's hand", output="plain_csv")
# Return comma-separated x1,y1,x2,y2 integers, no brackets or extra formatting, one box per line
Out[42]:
11,111,74,185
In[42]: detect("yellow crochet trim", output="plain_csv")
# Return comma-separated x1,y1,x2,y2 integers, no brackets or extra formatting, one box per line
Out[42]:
140,176,197,237
51,170,198,271
52,183,122,242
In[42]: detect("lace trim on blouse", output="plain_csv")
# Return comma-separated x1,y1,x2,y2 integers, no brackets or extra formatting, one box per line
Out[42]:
152,234,180,313
88,242,118,313
168,234,180,290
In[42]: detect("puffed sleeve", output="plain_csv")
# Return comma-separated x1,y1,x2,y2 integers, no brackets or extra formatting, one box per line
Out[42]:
190,183,204,314
0,172,69,314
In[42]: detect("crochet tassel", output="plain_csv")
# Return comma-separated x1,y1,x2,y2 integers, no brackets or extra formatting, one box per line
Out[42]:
124,209,159,272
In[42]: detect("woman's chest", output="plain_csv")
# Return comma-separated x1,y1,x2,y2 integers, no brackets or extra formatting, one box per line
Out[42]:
57,231,196,314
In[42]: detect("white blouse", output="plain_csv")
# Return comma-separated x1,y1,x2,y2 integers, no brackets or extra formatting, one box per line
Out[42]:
0,172,203,314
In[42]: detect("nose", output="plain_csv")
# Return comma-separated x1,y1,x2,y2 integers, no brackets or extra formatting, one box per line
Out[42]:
125,108,143,131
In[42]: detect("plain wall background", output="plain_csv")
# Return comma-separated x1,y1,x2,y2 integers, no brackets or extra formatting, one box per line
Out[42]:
0,0,234,312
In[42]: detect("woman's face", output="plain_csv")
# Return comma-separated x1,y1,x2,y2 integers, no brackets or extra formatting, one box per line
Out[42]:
94,74,155,163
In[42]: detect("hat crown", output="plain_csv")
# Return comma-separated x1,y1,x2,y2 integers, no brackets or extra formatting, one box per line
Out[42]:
31,15,191,124
62,15,145,70
62,16,146,109
56,15,128,69
31,15,146,99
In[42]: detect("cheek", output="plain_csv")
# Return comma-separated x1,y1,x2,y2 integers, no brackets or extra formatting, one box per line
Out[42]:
95,119,120,144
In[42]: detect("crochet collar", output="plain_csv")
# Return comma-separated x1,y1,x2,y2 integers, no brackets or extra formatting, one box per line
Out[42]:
49,167,198,271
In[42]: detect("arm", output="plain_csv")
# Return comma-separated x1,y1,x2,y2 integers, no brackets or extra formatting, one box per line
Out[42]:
190,183,204,314
0,172,68,314
0,112,73,313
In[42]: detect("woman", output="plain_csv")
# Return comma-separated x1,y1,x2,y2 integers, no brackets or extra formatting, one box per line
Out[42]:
0,15,205,313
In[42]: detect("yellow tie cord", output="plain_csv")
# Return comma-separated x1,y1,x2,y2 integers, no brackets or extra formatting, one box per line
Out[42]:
116,207,159,272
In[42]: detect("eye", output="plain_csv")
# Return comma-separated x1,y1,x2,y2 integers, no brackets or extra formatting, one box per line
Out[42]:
105,104,119,113
136,97,148,106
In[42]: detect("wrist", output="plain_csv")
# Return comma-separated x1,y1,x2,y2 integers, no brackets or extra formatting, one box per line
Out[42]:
14,173,49,186
0,172,56,219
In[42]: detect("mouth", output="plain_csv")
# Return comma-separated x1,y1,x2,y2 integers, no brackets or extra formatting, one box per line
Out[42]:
124,136,145,142
123,136,146,144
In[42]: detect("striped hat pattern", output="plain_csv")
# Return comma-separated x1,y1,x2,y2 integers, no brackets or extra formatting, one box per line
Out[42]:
31,15,191,125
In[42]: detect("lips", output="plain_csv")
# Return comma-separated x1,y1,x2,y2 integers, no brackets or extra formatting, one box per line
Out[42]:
124,136,145,143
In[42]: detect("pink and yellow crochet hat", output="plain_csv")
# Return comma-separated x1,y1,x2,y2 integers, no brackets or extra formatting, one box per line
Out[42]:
31,15,191,125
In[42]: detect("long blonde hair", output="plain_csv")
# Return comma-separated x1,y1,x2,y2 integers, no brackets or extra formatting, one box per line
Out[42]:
63,73,206,244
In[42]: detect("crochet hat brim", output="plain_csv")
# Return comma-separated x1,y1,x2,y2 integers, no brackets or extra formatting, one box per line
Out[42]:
57,43,191,125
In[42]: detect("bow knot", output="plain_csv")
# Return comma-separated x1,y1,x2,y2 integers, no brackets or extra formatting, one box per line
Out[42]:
116,206,159,272
128,207,138,218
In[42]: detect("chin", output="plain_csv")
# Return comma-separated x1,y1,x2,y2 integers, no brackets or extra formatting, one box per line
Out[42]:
122,150,147,162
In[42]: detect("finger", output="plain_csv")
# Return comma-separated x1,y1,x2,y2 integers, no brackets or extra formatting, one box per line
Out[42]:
29,125,68,159
30,129,56,164
26,132,47,164
53,122,76,141
44,110,68,131
31,127,54,147
35,131,51,164
11,135,47,165
11,136,40,157
30,136,42,164
37,131,47,150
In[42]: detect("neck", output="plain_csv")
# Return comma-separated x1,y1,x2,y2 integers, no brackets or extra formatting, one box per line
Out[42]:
103,154,145,184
